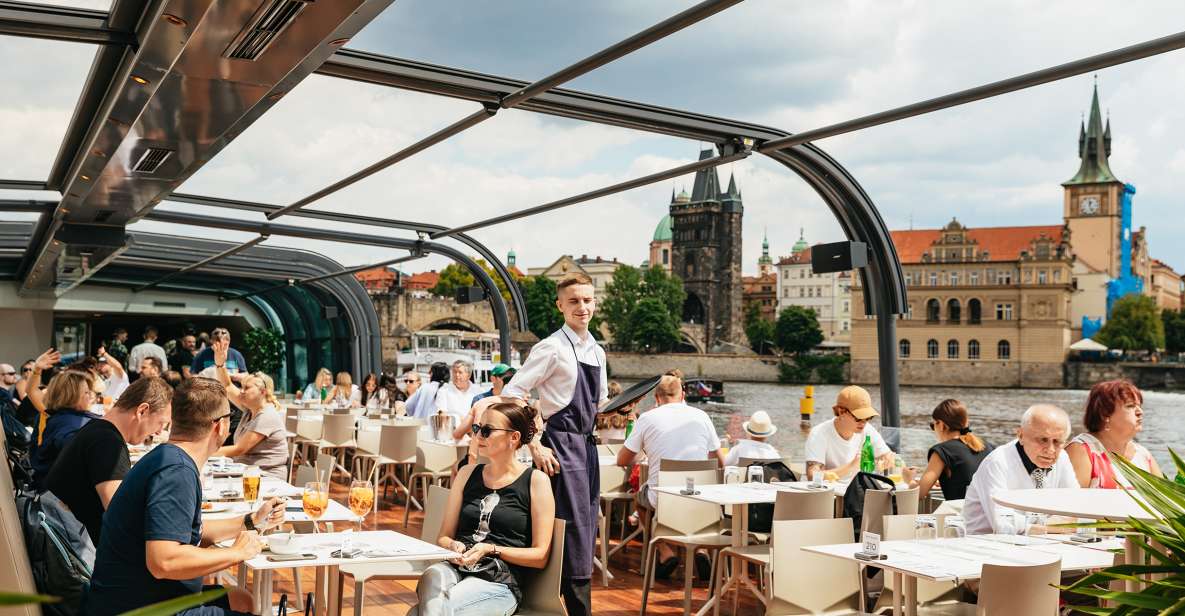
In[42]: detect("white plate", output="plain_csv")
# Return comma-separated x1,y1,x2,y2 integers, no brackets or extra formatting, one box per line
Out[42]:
201,502,231,513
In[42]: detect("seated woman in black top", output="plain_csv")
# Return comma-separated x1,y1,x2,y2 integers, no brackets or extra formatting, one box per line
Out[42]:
904,399,994,501
410,402,555,616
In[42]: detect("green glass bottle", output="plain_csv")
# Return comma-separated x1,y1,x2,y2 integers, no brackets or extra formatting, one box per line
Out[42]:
624,419,635,439
860,434,875,474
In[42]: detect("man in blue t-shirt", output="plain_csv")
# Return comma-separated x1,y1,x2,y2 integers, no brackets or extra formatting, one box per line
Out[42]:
191,328,248,378
84,378,284,616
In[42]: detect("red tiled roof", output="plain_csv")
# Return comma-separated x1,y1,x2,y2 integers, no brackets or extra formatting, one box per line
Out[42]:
776,251,811,265
404,271,440,289
891,225,1063,264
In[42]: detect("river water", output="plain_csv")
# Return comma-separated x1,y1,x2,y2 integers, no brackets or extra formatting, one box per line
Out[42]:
621,382,1184,474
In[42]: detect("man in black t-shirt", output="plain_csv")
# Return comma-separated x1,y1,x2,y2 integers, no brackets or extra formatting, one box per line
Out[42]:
170,334,197,379
46,377,174,543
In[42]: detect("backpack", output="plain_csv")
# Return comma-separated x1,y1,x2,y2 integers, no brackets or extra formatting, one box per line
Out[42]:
746,461,798,533
2,401,30,452
18,492,95,616
842,471,897,541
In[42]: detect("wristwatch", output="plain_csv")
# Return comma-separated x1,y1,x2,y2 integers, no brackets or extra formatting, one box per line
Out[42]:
243,512,256,531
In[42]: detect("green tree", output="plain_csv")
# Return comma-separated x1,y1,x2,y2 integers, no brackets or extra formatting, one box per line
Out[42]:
518,275,564,339
600,266,644,347
1096,294,1165,352
744,303,776,355
241,327,284,376
429,262,474,298
628,297,681,352
641,264,685,319
1163,309,1185,354
774,306,824,355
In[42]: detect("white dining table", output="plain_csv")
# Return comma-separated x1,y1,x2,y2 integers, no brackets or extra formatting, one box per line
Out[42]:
804,534,1116,616
652,482,785,615
992,487,1155,592
241,530,459,616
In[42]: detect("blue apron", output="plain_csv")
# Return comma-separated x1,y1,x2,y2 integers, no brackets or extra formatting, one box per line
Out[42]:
540,331,600,581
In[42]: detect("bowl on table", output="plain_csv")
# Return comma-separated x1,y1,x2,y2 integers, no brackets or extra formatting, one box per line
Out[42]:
267,532,301,555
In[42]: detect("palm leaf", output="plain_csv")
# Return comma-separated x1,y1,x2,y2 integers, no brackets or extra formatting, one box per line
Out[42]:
0,592,58,605
119,588,228,616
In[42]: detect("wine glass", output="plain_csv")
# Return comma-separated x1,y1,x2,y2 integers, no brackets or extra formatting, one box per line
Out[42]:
242,466,261,507
349,480,374,532
302,481,328,532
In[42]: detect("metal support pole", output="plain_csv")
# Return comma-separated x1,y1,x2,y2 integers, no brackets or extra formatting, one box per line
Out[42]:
759,29,1185,152
266,106,498,220
431,149,750,239
224,250,425,301
134,234,269,292
499,0,743,109
874,287,901,429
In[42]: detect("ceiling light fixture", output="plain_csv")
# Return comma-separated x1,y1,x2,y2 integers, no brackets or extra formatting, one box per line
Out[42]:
329,38,350,47
162,13,187,27
80,175,91,181
131,75,149,85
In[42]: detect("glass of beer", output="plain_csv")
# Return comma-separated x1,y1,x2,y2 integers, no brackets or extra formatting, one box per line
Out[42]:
349,480,375,531
242,466,261,506
302,482,328,531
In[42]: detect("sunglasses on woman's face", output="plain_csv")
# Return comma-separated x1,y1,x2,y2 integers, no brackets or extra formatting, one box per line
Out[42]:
471,423,516,439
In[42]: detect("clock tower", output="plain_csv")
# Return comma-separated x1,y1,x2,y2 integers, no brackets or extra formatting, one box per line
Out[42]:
1062,82,1125,278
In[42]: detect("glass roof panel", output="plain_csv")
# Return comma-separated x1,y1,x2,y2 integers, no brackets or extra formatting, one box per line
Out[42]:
0,36,98,182
29,0,111,9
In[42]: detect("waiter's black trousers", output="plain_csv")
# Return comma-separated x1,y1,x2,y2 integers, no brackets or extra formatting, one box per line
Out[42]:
561,578,592,616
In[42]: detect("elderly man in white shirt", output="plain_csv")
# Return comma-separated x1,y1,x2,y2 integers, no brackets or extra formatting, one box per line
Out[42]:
963,404,1079,535
501,272,607,616
434,360,476,418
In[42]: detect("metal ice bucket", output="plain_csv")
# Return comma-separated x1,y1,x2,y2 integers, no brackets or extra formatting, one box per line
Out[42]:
430,412,457,442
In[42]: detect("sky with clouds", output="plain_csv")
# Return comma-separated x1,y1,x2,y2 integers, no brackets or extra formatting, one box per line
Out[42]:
3,0,1185,278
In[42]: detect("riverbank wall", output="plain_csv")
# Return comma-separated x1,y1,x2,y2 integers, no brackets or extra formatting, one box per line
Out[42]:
1065,361,1185,390
605,352,781,382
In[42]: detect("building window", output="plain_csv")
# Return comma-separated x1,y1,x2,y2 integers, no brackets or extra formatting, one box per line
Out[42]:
662,248,669,265
1038,270,1048,284
968,298,982,324
998,340,1011,360
842,300,849,312
968,339,980,359
987,269,996,284
929,272,938,286
970,271,980,285
799,288,805,297
926,299,940,323
947,299,961,323
947,339,959,359
950,271,960,286
799,270,806,279
999,271,1012,285
927,339,939,359
842,320,849,331
1054,269,1061,282
899,339,911,358
996,303,1013,320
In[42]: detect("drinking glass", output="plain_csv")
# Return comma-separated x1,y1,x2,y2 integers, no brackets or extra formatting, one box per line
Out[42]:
942,516,966,539
242,466,261,506
516,446,533,465
914,515,937,540
1023,512,1047,536
349,480,375,531
746,465,764,484
302,482,328,532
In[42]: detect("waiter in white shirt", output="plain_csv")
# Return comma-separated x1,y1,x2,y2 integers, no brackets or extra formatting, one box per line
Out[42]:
502,272,607,616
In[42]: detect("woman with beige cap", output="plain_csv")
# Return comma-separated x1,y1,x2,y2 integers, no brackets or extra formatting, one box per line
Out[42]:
725,410,781,466
804,385,894,482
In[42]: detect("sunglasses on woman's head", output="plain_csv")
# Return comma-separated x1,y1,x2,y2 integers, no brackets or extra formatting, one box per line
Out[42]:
471,423,516,438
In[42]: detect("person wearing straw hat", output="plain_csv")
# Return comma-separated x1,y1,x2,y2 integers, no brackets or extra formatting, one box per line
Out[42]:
725,410,781,467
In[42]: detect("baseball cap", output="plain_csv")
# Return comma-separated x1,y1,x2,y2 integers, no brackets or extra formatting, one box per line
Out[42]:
490,363,513,377
834,385,878,420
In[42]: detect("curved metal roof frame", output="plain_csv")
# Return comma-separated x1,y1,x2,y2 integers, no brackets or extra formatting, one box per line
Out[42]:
3,2,1184,424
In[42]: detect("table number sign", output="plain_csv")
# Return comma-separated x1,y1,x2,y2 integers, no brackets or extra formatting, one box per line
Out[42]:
855,531,887,561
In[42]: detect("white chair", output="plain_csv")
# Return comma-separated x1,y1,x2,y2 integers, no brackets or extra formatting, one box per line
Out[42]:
861,487,920,537
977,557,1062,615
597,462,630,587
516,520,567,616
317,413,357,482
335,485,451,616
368,424,420,523
350,418,384,487
766,518,860,615
405,440,458,527
639,465,731,616
719,488,837,603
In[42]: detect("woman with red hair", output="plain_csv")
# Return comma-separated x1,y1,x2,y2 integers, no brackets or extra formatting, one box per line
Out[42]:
1066,380,1161,488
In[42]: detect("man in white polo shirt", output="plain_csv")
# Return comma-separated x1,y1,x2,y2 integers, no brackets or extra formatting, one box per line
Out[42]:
963,404,1079,535
617,374,724,579
805,385,894,482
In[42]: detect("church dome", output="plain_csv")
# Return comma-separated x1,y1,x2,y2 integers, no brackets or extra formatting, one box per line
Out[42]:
652,214,674,242
792,228,809,254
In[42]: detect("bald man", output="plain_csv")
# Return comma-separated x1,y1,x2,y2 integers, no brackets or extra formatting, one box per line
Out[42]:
963,404,1080,535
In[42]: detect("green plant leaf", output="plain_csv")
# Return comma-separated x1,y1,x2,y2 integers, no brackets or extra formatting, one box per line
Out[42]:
119,588,227,616
0,592,59,605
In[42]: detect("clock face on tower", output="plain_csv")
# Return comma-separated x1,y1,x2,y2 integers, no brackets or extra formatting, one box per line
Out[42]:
1079,196,1100,215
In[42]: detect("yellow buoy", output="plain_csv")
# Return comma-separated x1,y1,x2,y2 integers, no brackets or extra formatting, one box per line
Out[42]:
800,385,814,421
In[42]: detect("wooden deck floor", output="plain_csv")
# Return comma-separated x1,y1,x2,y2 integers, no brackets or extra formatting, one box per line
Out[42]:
245,480,764,615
